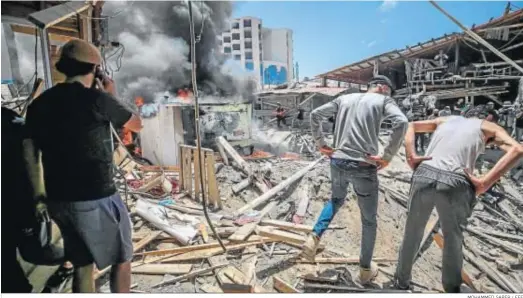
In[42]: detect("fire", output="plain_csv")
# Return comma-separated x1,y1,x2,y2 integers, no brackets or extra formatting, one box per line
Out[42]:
177,88,193,101
249,150,272,158
135,96,144,107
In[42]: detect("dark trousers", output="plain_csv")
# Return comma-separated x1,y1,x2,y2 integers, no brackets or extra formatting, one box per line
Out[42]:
277,117,286,128
415,133,425,152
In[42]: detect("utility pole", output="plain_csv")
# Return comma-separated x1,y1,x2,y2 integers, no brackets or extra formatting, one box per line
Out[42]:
187,0,226,252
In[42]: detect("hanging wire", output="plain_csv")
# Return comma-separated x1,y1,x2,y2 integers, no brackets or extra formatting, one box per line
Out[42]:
188,0,227,253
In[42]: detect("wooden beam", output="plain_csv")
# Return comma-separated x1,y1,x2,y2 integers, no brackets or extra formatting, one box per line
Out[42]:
132,264,193,275
28,1,89,29
273,276,300,293
10,24,79,43
235,156,325,216
153,264,228,288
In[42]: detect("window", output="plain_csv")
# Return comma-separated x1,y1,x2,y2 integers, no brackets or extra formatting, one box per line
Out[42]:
258,23,262,30
244,31,252,39
245,52,253,60
244,41,252,49
232,22,239,29
243,19,252,27
234,55,241,60
232,44,240,51
232,33,240,40
223,36,231,43
224,47,231,53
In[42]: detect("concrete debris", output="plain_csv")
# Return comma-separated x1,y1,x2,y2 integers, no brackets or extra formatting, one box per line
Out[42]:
110,129,521,294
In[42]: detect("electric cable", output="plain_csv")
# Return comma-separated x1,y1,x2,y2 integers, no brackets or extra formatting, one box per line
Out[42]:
188,0,227,253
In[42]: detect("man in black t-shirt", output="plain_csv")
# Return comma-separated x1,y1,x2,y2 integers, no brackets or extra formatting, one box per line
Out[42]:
24,40,142,293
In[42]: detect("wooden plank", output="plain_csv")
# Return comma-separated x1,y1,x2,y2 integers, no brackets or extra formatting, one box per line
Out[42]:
160,240,267,263
273,276,300,293
206,152,221,208
259,219,342,233
137,174,163,193
132,264,193,275
194,149,201,201
140,165,181,172
235,156,325,216
295,257,396,264
241,246,258,285
135,241,229,257
28,2,89,29
216,136,251,175
153,263,228,288
133,230,163,253
216,141,229,166
10,23,79,43
255,226,314,248
179,147,185,189
228,201,278,242
222,267,265,293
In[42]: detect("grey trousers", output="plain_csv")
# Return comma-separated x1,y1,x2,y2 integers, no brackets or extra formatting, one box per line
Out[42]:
395,164,475,293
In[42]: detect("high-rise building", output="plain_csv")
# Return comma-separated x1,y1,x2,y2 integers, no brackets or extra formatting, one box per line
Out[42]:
220,17,294,88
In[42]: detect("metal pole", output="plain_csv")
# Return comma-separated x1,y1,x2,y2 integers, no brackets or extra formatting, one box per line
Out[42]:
39,28,53,89
429,1,523,74
188,1,226,252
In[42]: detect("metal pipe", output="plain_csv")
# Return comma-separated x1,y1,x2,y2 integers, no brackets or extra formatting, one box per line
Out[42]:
39,28,53,89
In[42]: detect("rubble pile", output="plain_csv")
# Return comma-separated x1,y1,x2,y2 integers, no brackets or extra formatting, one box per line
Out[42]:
102,136,522,293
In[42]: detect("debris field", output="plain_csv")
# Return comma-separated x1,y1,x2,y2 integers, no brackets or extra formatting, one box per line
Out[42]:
98,133,523,293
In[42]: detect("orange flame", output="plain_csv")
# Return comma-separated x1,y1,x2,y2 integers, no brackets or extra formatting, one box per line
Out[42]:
135,96,144,107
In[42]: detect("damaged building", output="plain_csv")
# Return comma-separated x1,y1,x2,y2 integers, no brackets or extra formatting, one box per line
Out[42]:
317,8,523,112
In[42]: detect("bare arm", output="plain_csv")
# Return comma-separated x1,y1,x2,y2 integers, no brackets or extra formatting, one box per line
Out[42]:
23,139,46,199
478,121,523,189
405,117,452,158
310,99,339,148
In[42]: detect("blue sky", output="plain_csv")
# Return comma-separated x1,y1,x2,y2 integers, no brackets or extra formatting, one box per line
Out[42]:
233,1,523,79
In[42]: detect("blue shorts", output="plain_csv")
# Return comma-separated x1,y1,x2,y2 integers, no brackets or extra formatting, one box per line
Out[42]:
47,193,133,269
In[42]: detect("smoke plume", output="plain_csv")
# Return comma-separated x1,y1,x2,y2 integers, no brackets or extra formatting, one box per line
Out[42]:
103,1,257,105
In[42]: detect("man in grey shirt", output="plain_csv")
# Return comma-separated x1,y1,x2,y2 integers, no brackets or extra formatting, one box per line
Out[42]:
395,116,523,292
301,75,408,285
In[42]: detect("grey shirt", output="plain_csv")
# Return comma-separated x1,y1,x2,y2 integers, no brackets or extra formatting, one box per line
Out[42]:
310,92,408,164
424,116,485,174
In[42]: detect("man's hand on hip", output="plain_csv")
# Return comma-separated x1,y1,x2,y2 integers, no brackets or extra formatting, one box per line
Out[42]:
366,155,390,170
319,145,334,157
406,154,432,170
464,169,488,196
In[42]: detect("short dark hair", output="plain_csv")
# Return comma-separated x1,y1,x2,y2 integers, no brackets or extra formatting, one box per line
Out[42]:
56,56,96,77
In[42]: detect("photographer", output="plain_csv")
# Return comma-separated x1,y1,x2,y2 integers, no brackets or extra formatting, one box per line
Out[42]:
24,40,142,293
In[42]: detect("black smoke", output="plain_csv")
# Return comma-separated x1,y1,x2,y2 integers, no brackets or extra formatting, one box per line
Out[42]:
102,1,257,104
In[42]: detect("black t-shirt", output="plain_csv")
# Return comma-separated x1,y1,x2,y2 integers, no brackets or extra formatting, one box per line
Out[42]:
297,108,304,120
25,82,133,202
